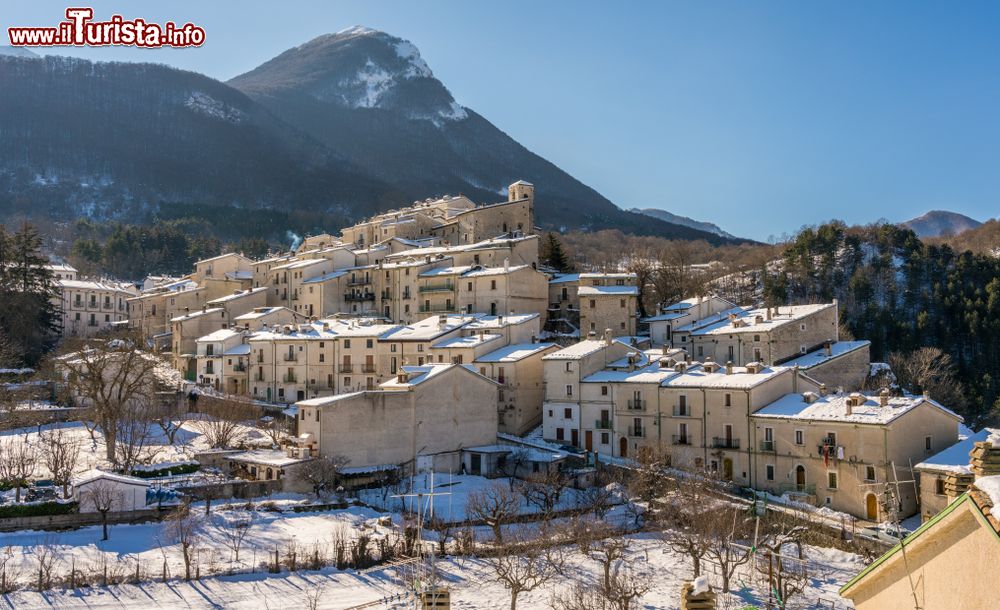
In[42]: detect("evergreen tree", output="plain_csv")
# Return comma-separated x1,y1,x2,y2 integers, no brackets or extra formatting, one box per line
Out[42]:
541,232,574,273
0,223,60,365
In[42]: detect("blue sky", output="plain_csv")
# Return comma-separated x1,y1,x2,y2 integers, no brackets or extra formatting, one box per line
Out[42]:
5,1,999,240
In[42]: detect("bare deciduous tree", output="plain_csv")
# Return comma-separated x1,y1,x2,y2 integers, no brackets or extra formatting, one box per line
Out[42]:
466,481,519,545
486,539,557,610
0,546,21,594
888,347,967,414
703,506,752,593
80,479,123,541
298,454,350,498
517,469,570,519
40,427,80,499
213,512,254,564
59,335,162,464
0,434,37,502
163,504,202,581
114,402,157,475
192,395,257,448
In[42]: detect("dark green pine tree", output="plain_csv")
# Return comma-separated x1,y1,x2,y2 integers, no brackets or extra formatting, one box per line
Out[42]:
0,223,61,365
541,232,574,273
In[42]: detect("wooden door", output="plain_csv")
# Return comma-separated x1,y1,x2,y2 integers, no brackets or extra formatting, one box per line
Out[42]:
619,437,628,458
585,430,593,452
866,493,878,520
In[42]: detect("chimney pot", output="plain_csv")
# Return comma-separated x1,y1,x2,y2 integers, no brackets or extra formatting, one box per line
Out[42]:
725,361,733,375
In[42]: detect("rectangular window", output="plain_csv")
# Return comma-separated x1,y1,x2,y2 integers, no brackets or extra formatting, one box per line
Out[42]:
935,478,945,495
601,432,609,444
866,466,876,481
925,436,933,452
366,339,373,349
564,408,572,419
827,472,838,489
795,430,804,445
601,386,608,396
344,339,351,348
566,385,573,396
556,428,564,441
724,393,731,407
766,465,774,481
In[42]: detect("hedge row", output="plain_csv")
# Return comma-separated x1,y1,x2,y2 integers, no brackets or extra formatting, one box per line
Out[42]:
0,501,77,519
130,463,200,478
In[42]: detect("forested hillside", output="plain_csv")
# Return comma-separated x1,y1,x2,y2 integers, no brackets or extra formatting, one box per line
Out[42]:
764,222,1000,425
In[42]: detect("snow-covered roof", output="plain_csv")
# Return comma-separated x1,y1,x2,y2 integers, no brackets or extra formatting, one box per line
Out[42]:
379,315,470,341
302,270,348,284
196,252,250,265
432,333,503,349
464,313,539,329
197,328,242,343
271,258,329,271
663,364,791,389
974,476,1000,510
296,391,367,408
691,303,836,337
753,392,963,425
73,469,150,488
578,285,638,296
585,360,687,384
234,306,290,320
225,270,253,280
916,428,998,474
228,450,311,467
206,288,267,304
780,341,871,369
673,307,749,333
579,273,636,280
170,307,224,323
461,264,530,278
548,273,580,285
58,279,132,293
643,312,687,323
380,364,468,388
223,343,252,356
542,340,613,360
476,343,558,363
418,265,471,277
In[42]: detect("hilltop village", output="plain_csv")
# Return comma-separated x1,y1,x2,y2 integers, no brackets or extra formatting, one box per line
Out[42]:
16,181,1000,608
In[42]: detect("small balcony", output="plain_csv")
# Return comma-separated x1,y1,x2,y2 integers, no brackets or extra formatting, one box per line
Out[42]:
254,373,265,382
283,353,298,362
282,373,297,383
627,398,645,410
759,440,776,452
419,304,456,313
232,363,247,373
672,434,692,446
339,364,354,373
672,406,691,417
627,425,645,438
712,437,740,450
594,419,613,430
347,279,370,287
419,282,454,293
345,292,375,302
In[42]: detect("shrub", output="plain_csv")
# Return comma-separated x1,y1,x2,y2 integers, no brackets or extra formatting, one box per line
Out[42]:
0,501,77,519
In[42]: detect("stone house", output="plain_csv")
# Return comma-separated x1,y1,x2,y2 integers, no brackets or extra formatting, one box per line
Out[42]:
294,364,499,474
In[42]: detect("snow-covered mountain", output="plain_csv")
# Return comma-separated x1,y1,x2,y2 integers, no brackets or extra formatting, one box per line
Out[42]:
0,28,743,243
902,210,982,238
0,46,39,58
630,208,736,239
229,27,739,242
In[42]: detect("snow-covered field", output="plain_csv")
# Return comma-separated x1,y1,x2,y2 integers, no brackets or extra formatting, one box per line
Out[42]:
0,528,863,609
0,418,271,482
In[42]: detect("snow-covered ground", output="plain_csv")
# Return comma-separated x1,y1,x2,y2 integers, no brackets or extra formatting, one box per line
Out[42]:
0,529,863,609
0,418,272,481
358,474,597,524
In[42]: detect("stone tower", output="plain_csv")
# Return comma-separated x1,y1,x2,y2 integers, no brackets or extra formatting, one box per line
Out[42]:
507,180,535,234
